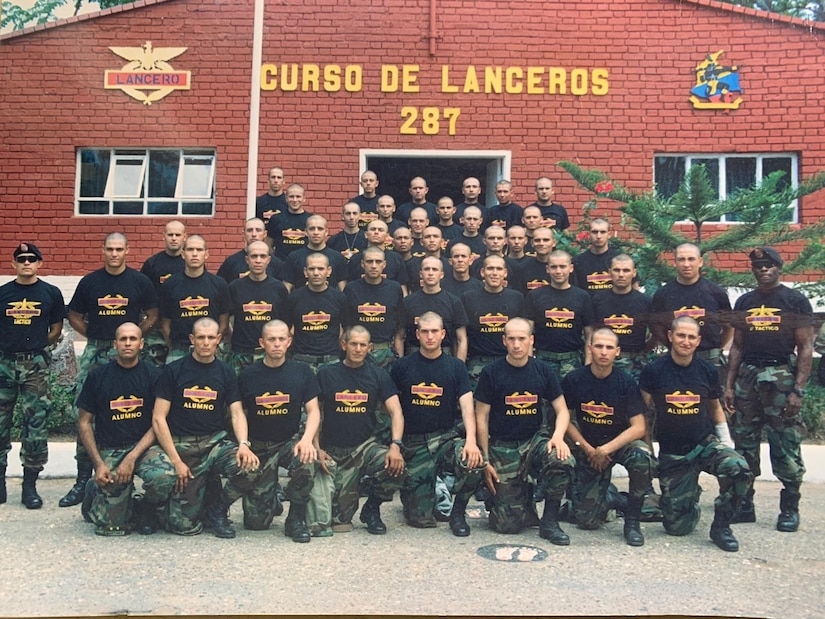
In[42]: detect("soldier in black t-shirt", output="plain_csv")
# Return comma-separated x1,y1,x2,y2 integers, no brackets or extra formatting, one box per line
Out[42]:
216,218,287,286
510,226,555,295
140,220,186,367
227,241,289,374
159,235,231,363
328,203,368,263
255,166,287,226
442,242,483,299
592,254,654,381
474,318,575,542
639,317,751,552
562,328,654,546
525,250,594,378
571,218,619,294
285,216,349,290
390,312,484,535
267,183,313,260
232,320,321,542
342,247,405,369
723,247,813,532
528,176,570,231
62,233,158,508
316,326,405,534
397,176,437,224
283,253,347,370
0,243,66,508
77,323,175,536
346,220,409,293
150,318,260,538
350,170,380,230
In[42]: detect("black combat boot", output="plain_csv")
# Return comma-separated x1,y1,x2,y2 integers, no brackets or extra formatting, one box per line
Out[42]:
205,495,236,539
284,502,311,543
623,495,645,547
776,485,801,533
709,513,739,552
81,478,97,523
359,495,387,535
448,495,471,537
731,489,756,524
59,462,92,507
0,465,6,504
539,499,570,546
21,468,43,509
133,498,159,535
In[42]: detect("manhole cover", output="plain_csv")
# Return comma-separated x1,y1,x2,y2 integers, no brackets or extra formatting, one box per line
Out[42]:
477,544,548,562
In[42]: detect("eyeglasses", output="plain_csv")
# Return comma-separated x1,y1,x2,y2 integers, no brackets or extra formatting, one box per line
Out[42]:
15,256,39,264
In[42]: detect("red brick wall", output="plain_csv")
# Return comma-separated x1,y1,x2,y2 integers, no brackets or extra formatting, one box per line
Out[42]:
2,0,824,276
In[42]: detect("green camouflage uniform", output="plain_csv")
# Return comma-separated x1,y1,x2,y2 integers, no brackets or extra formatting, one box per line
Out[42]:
88,445,177,531
325,438,405,527
658,434,752,536
731,363,806,486
0,351,51,470
141,328,169,368
400,429,485,527
613,352,652,384
534,350,582,380
572,439,655,529
223,437,315,531
226,349,264,376
367,344,398,370
487,431,575,534
466,355,499,392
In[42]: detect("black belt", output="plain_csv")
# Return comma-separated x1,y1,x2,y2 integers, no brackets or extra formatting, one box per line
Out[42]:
0,349,44,361
291,353,339,364
745,358,789,367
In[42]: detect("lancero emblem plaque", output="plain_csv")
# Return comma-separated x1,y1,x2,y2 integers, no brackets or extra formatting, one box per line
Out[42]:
104,41,191,105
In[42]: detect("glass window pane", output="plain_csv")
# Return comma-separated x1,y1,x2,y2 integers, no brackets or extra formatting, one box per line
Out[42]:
182,202,213,216
148,201,178,215
178,156,214,198
148,151,180,198
78,200,110,215
79,150,110,198
763,157,793,191
113,201,144,215
726,157,756,194
654,156,684,199
110,158,145,197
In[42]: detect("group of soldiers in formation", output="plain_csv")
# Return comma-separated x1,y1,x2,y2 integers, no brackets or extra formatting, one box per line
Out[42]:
0,168,813,553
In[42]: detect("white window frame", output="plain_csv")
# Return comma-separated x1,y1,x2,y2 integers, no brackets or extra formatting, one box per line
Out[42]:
76,148,216,216
654,153,799,223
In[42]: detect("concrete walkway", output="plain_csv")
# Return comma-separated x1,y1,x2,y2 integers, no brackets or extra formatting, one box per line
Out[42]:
9,439,825,482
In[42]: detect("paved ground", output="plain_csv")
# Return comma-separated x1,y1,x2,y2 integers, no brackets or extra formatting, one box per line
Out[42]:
1,477,824,618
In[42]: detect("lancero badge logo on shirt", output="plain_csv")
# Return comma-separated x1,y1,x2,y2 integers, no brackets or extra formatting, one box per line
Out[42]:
665,391,701,416
183,386,218,411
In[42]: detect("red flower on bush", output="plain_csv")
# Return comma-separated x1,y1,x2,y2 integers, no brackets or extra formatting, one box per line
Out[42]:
576,231,589,242
594,180,614,194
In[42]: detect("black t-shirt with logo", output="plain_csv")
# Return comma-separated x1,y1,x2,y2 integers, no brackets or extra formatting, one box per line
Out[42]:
562,365,644,447
390,351,472,435
317,361,399,449
342,278,404,344
400,289,468,350
238,359,320,443
461,288,525,357
256,193,287,225
651,277,731,351
346,250,409,287
525,285,594,353
511,258,551,296
285,246,349,289
228,276,289,350
475,357,562,442
268,210,312,259
639,355,719,456
141,251,185,295
592,289,653,353
156,355,240,437
0,279,66,352
572,247,619,295
160,271,231,346
731,284,813,365
69,267,158,341
77,360,160,449
284,286,346,356
216,249,287,285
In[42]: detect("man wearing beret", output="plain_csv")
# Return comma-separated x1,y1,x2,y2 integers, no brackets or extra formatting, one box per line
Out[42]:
724,247,813,533
0,243,66,508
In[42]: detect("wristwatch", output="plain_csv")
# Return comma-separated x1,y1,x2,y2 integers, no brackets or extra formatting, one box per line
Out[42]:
390,439,404,448
240,440,252,448
790,387,806,398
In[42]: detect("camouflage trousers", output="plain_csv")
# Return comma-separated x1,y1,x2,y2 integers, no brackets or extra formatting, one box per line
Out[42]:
147,431,258,534
400,429,485,527
226,349,264,376
571,439,655,529
467,355,500,392
165,343,191,365
0,352,51,470
696,347,728,390
613,352,650,384
89,445,177,530
534,350,582,380
73,340,117,468
487,431,575,534
224,437,315,531
658,434,752,536
324,438,405,527
731,363,806,487
141,328,168,369
367,344,398,371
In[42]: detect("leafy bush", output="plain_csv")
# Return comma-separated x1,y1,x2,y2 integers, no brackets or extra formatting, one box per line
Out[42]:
10,373,76,439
